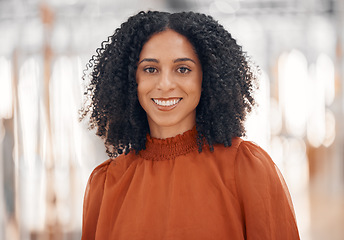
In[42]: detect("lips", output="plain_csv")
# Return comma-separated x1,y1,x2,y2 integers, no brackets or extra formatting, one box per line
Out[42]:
152,98,182,106
152,98,182,110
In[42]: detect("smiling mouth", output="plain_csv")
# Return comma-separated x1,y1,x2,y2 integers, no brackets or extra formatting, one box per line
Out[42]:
152,98,182,107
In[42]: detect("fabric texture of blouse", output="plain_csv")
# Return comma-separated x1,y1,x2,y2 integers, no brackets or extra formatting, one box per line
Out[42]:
82,128,300,240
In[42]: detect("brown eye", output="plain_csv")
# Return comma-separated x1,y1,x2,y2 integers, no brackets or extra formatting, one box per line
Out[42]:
144,67,157,73
177,67,191,74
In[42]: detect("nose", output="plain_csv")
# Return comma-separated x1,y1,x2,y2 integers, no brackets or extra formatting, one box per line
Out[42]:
156,71,175,91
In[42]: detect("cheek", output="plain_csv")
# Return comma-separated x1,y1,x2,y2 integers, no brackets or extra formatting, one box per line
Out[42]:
136,84,145,104
194,78,203,105
189,76,202,96
136,74,145,94
136,81,152,111
137,75,156,96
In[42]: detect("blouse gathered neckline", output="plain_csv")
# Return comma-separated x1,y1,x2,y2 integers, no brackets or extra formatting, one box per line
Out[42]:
139,126,199,161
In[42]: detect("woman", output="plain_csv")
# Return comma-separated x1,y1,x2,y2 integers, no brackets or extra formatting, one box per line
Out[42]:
81,11,300,239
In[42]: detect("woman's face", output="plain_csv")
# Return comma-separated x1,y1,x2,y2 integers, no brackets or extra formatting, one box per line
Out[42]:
136,29,202,138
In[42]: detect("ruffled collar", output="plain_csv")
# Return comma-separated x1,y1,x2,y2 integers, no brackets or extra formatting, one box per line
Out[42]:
139,127,198,161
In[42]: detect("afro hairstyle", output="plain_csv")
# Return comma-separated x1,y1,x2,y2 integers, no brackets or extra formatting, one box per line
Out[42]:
80,11,258,158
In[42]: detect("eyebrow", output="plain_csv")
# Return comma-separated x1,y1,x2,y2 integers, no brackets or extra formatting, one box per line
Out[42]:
138,58,159,65
138,57,196,65
174,58,196,64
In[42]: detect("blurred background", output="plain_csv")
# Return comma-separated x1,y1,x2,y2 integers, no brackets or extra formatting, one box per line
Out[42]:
0,0,343,239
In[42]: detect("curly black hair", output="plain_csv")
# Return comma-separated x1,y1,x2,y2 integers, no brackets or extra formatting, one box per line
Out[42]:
80,11,258,158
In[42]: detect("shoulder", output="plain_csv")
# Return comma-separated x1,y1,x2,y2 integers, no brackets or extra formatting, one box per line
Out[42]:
237,140,270,157
236,140,275,172
87,152,138,186
209,137,274,172
211,137,270,162
233,139,284,194
211,137,243,157
87,159,113,187
232,140,300,238
211,138,277,185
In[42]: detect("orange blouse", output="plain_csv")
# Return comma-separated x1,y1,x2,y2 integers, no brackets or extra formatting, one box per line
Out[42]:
82,128,300,239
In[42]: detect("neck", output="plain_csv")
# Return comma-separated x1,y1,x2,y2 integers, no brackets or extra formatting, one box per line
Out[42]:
148,122,196,139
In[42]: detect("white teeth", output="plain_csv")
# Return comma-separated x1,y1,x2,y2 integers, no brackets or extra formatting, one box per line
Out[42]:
153,98,181,107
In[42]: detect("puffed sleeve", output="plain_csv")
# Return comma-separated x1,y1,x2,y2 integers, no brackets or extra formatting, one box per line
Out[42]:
81,159,112,240
235,141,300,240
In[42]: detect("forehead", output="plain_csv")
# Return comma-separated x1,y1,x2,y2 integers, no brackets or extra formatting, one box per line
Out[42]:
139,29,199,61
